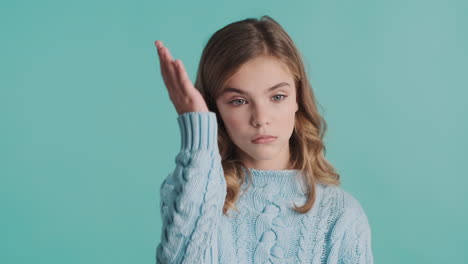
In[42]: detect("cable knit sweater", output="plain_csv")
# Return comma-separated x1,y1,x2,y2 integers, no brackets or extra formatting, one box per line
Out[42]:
155,111,374,264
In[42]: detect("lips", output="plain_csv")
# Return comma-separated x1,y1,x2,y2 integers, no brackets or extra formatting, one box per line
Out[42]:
252,135,277,143
252,135,276,141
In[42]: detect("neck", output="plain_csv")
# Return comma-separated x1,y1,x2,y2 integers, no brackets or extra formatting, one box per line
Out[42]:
237,144,293,170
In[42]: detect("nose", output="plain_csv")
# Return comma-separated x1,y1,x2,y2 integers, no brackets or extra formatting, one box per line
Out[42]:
251,104,270,127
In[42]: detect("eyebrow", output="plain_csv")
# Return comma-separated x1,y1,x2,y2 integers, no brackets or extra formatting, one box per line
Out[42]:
220,82,291,96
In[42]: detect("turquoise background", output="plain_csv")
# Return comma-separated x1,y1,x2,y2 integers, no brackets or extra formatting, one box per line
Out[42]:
1,0,466,263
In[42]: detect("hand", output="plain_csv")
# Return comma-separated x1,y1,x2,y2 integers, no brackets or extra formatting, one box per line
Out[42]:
154,40,209,115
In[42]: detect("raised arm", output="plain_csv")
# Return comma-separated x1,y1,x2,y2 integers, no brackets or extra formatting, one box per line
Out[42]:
154,40,226,263
156,111,226,263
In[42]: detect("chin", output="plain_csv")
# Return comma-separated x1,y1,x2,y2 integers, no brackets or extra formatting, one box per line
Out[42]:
242,147,279,160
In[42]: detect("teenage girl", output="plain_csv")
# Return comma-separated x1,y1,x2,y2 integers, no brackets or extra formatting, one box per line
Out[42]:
154,15,373,264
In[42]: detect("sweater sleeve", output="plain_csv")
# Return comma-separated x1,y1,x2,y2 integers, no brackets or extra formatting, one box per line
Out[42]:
155,111,227,264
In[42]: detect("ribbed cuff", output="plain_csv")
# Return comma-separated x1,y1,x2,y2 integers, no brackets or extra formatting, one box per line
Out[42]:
177,111,218,152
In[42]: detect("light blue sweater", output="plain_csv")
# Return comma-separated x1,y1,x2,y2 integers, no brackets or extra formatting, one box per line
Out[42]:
156,111,374,264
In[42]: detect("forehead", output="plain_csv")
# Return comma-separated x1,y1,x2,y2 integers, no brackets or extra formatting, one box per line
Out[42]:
220,55,294,96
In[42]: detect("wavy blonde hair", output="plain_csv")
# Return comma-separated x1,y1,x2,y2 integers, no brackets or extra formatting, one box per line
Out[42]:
193,15,341,216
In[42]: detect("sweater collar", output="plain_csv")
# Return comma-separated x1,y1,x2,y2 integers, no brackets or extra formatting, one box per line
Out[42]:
241,167,305,189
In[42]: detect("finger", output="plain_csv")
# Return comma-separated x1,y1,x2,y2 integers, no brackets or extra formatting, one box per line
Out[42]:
161,46,179,91
155,41,165,70
156,43,172,89
173,60,192,93
154,40,162,49
158,45,178,92
163,44,175,61
155,40,164,58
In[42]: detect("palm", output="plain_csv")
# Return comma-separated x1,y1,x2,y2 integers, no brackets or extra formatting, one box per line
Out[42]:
154,40,209,115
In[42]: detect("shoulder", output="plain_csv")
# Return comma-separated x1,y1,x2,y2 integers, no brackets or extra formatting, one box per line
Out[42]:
317,184,371,234
317,184,374,263
318,184,366,217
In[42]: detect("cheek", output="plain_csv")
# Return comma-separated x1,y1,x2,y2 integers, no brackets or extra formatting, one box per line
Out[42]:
217,106,244,136
223,114,244,135
279,102,297,118
281,103,297,128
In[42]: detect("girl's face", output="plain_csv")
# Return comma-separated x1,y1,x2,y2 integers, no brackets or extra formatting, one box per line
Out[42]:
216,55,298,170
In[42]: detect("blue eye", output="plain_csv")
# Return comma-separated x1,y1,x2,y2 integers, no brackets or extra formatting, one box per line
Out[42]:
230,99,246,106
229,94,287,106
272,94,287,101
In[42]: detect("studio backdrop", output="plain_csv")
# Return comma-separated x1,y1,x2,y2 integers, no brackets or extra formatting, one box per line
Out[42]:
1,0,466,263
